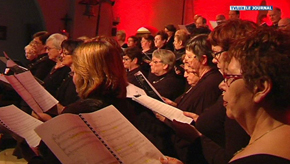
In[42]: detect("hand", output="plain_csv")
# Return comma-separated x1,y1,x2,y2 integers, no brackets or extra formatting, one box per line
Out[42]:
162,97,177,107
171,119,201,142
57,103,65,114
31,111,52,122
160,156,183,164
155,113,166,122
183,112,199,122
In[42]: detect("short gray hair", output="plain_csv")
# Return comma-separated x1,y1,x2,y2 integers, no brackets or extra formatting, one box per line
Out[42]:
152,49,176,70
46,33,67,50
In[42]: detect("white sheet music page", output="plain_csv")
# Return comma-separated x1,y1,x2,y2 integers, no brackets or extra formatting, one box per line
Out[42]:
133,95,193,124
5,74,43,114
14,71,58,112
126,83,147,98
35,113,118,164
0,74,9,84
81,105,164,164
0,105,42,147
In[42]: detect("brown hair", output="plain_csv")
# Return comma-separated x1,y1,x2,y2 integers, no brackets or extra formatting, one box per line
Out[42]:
72,36,127,99
208,19,257,51
230,27,290,110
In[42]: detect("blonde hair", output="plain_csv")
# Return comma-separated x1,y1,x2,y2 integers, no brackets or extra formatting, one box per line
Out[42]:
72,36,127,99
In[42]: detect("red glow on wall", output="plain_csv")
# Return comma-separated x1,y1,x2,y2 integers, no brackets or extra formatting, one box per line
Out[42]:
113,0,290,39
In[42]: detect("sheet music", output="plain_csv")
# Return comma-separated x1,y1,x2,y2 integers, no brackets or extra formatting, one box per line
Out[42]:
0,57,7,64
5,74,43,113
126,83,147,98
0,74,9,84
0,105,42,147
81,105,163,164
35,113,118,164
209,21,218,29
134,71,165,102
14,71,58,112
133,95,193,124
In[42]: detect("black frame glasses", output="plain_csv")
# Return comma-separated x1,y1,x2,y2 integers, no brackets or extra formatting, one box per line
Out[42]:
212,50,226,60
223,74,243,87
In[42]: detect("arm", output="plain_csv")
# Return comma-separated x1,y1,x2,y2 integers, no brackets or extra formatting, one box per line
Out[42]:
162,97,177,107
160,156,184,164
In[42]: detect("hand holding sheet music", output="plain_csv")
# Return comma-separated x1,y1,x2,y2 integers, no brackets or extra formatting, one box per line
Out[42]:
134,71,165,102
133,95,193,124
5,71,58,113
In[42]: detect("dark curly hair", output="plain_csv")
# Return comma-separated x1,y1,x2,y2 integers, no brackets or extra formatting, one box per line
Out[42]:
229,27,290,110
208,19,257,51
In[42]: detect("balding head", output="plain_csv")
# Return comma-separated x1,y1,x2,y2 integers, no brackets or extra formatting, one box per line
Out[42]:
268,7,281,25
278,18,290,31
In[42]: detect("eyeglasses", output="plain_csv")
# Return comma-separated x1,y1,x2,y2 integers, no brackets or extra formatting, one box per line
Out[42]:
122,57,131,61
45,47,57,51
150,60,163,64
61,51,71,56
212,50,226,60
223,74,243,87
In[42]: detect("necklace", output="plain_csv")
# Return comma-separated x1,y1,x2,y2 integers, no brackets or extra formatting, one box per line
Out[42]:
234,123,285,156
153,77,165,84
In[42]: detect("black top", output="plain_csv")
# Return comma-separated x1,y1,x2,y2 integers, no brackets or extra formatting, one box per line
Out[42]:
43,66,71,96
148,70,185,101
196,95,250,164
126,67,148,88
55,75,79,106
171,68,223,164
27,53,55,81
174,48,185,74
176,68,223,114
166,36,175,52
229,154,290,164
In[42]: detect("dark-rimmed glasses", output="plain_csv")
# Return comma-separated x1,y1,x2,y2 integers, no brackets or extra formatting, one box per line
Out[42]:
223,74,243,87
212,50,226,61
150,60,163,64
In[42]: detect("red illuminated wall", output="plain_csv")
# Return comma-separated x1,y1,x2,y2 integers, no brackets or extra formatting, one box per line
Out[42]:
112,0,183,37
191,0,290,24
113,0,290,38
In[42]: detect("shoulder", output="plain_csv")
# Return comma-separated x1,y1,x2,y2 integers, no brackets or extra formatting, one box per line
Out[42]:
229,154,290,164
62,99,108,114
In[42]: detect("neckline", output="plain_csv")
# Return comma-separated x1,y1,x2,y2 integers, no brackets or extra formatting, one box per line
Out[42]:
234,123,285,156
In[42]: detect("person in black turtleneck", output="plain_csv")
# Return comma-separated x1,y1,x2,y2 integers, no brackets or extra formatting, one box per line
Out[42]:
148,49,185,101
123,47,148,87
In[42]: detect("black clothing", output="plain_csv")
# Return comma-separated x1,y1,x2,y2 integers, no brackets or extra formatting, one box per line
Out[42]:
166,36,175,51
174,48,185,74
141,48,156,74
55,75,79,106
228,154,290,164
134,104,177,157
148,70,185,101
172,68,223,164
176,68,223,114
196,96,250,164
126,67,148,88
121,43,128,49
43,66,70,97
27,53,55,81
